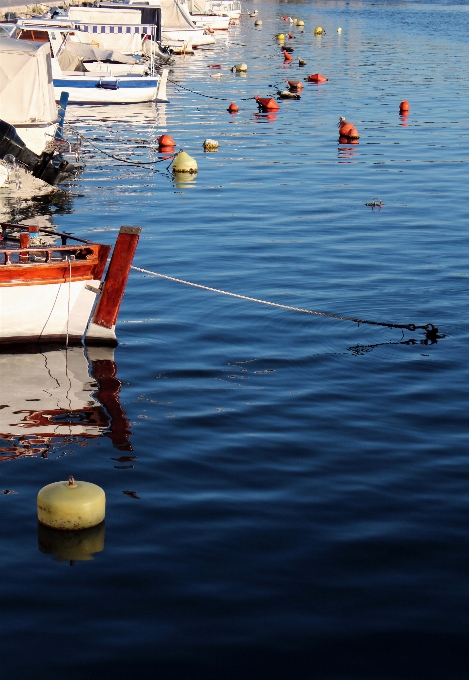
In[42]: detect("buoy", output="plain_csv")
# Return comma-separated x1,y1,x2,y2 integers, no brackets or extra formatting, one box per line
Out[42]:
227,101,239,113
337,27,342,33
255,19,262,26
298,58,307,67
338,117,360,139
286,79,304,91
208,64,222,68
38,521,105,563
232,62,248,72
172,149,198,173
277,33,285,40
256,96,280,111
282,50,293,62
279,90,301,100
203,139,219,151
314,26,324,35
37,476,105,530
399,99,410,113
287,32,295,39
305,73,328,83
296,19,304,27
157,134,176,149
283,45,294,52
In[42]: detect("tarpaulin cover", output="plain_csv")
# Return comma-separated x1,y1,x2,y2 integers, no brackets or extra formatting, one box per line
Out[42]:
0,37,56,125
65,41,137,64
160,0,196,29
68,7,143,52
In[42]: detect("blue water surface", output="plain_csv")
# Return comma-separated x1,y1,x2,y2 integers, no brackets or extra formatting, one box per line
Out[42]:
0,1,468,678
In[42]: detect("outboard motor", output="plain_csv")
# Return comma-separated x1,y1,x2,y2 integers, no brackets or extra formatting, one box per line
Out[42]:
0,119,75,186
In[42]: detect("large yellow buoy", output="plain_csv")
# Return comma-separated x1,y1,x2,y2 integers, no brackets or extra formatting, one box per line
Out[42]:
172,149,198,173
296,19,304,27
314,26,324,35
277,33,285,41
37,476,105,530
38,521,105,562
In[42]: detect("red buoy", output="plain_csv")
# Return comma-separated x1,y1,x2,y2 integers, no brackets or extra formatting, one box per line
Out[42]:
227,102,239,113
286,79,304,91
305,73,327,83
282,50,293,62
255,96,280,112
208,64,222,68
399,99,410,113
157,134,176,149
338,117,360,140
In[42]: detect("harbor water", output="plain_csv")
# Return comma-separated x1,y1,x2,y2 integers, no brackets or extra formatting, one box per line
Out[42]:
1,1,468,677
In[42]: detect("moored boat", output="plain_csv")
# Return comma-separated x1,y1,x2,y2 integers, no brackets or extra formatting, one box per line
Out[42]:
0,223,141,347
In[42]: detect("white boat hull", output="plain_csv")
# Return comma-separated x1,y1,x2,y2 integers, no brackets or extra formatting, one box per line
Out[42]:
9,122,58,156
190,14,231,30
53,74,159,103
161,28,215,46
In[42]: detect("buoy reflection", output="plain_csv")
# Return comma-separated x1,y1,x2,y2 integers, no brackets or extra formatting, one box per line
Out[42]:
38,521,105,564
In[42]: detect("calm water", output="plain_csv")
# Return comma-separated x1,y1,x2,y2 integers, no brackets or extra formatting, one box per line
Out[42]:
1,1,469,678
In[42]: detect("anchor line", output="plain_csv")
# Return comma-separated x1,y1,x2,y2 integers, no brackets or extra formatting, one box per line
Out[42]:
167,78,256,101
130,266,437,333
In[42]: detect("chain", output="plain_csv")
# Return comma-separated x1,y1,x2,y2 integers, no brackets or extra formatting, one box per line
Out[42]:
130,266,438,333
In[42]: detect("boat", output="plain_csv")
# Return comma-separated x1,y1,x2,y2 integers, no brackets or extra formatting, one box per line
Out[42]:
0,222,141,346
0,37,70,156
185,1,231,30
12,21,169,104
0,344,132,462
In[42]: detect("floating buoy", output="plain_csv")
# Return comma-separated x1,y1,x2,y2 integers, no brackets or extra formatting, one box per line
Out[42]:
298,58,307,66
286,79,304,91
338,116,360,139
283,45,294,52
256,96,280,111
208,64,222,69
399,99,410,113
227,101,239,113
38,521,105,563
255,19,262,26
172,149,198,173
287,32,295,39
314,26,324,35
305,73,327,83
158,134,176,148
277,33,285,40
232,62,248,72
37,476,105,531
278,90,301,100
282,50,293,62
296,19,304,27
337,27,342,33
203,139,219,151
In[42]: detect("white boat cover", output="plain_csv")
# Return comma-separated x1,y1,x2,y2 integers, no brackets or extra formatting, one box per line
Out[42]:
186,0,208,13
160,0,197,29
67,7,143,52
0,37,56,126
65,41,137,64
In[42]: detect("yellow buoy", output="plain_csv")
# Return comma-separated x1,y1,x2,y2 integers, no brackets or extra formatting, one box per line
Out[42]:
172,149,198,173
37,476,105,530
38,521,105,562
314,26,324,35
203,139,219,152
254,19,262,26
277,33,285,40
296,20,304,27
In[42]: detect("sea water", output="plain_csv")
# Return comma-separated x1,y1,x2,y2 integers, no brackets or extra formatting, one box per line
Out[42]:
0,1,468,678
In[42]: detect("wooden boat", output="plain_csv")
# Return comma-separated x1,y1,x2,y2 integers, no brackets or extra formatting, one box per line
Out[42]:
0,223,140,347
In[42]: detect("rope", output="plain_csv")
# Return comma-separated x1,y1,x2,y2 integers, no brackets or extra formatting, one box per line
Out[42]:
63,125,174,167
168,78,255,101
130,266,438,333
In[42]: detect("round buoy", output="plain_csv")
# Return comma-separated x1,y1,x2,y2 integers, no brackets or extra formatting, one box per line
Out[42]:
279,90,300,100
255,19,262,26
337,27,342,33
286,79,304,91
277,33,285,40
314,26,324,35
172,149,198,173
338,117,360,139
296,19,304,27
298,58,307,67
157,134,176,149
233,62,248,72
227,102,239,113
37,476,105,530
203,139,219,151
38,521,105,562
399,99,410,113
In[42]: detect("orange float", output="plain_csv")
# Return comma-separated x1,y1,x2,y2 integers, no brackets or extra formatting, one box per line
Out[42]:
157,134,176,150
282,50,293,62
286,80,304,91
255,96,280,112
287,32,295,39
399,99,410,113
227,102,239,113
338,117,360,140
305,73,327,83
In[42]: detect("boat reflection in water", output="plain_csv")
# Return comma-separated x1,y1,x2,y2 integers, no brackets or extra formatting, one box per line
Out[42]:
0,344,132,463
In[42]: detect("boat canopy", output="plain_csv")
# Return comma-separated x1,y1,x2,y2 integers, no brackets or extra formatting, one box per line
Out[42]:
0,37,56,126
68,7,144,52
159,0,197,29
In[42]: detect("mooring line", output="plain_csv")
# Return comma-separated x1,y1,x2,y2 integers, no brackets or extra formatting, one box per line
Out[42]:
130,266,437,333
168,78,256,101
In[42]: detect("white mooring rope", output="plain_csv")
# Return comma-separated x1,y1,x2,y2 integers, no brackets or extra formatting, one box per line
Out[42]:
130,266,437,334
